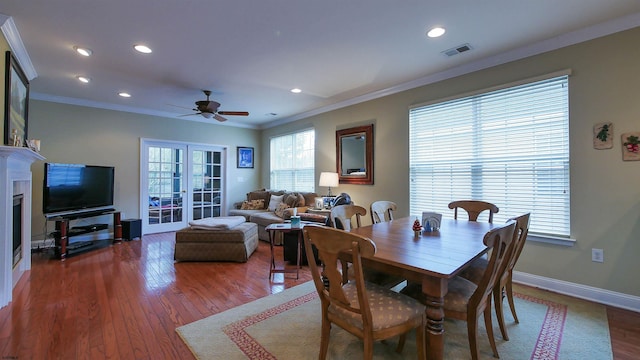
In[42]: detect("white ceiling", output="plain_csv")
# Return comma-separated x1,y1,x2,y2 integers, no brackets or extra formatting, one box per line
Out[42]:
2,1,640,129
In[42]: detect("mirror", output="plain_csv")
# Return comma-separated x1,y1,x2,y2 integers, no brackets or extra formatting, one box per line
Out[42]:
336,124,373,185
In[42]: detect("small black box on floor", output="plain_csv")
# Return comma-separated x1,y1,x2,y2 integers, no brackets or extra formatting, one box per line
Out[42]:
121,219,142,240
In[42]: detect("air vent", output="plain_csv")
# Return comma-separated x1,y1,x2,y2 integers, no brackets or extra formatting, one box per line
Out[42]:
442,43,473,57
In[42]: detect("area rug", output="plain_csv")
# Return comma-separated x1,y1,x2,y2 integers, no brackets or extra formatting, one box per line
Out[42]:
176,281,612,359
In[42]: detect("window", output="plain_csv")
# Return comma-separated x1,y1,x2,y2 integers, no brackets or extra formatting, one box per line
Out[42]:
270,129,315,191
409,74,570,237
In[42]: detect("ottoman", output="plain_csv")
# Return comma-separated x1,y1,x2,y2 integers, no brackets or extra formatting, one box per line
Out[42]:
174,222,258,262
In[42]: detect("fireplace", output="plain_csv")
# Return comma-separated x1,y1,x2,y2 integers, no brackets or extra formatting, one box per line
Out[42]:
13,194,23,268
1,146,45,309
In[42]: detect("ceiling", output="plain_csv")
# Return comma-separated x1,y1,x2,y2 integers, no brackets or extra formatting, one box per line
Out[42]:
2,1,640,129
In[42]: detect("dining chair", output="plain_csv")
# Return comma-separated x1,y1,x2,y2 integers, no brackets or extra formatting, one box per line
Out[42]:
448,200,499,223
332,204,404,289
331,204,367,231
370,200,397,224
459,213,531,341
302,226,426,360
401,220,516,360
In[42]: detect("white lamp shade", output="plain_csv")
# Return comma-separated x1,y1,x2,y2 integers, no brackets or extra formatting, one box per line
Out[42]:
319,172,339,187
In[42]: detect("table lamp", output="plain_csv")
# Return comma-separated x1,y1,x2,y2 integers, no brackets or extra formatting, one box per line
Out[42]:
319,172,339,197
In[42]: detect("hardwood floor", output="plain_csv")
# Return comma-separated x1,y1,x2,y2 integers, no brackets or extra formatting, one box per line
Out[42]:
0,232,638,359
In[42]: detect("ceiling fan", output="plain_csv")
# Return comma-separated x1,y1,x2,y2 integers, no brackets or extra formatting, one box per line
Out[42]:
184,90,249,122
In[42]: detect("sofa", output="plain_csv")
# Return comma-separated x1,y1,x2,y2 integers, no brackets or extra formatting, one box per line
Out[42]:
229,189,324,241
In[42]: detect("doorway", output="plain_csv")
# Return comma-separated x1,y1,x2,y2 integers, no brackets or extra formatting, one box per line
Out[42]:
141,140,226,234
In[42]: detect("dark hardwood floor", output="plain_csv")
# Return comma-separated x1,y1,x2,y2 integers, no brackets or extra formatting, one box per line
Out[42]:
0,232,638,359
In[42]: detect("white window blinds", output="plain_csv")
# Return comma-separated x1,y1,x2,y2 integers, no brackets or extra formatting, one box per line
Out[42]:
409,75,570,237
270,129,315,191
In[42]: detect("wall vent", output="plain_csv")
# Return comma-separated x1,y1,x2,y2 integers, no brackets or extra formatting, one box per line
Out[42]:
442,43,473,57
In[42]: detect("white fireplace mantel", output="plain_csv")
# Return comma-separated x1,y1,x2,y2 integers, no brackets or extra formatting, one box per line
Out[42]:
0,145,44,309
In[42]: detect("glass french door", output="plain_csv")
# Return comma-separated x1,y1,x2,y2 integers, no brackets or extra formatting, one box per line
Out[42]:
141,140,225,234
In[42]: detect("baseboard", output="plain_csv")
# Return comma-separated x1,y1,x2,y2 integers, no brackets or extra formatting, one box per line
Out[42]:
513,271,640,312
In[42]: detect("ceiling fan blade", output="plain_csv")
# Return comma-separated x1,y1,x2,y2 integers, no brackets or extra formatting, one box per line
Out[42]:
179,113,199,117
217,111,249,116
213,114,228,122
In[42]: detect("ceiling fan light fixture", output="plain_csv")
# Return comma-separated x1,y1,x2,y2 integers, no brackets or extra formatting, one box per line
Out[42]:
427,27,446,38
133,44,152,54
201,112,213,119
73,46,93,56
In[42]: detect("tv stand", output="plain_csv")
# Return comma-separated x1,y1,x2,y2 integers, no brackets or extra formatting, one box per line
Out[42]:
49,210,122,261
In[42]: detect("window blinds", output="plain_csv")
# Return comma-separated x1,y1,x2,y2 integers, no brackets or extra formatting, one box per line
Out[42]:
270,129,315,192
409,75,570,237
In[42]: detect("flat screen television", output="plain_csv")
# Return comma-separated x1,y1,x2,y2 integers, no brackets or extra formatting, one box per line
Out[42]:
43,163,115,215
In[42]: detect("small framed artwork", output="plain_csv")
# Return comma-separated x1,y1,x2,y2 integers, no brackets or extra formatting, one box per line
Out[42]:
237,146,254,168
4,51,30,146
621,132,640,161
593,122,613,150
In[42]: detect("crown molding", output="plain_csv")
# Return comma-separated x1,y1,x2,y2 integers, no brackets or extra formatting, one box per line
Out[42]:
0,14,37,80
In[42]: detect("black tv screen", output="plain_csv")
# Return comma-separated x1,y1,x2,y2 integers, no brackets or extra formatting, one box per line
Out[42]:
43,163,115,215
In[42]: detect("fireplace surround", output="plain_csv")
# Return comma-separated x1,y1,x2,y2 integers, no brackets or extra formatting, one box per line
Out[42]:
0,146,44,309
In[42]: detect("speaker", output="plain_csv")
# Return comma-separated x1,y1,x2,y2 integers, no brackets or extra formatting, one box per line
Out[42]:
121,219,141,241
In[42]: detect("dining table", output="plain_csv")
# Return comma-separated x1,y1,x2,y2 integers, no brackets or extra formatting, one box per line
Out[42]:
350,216,496,360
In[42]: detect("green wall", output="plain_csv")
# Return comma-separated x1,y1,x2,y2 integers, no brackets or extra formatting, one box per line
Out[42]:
264,27,640,297
28,101,261,240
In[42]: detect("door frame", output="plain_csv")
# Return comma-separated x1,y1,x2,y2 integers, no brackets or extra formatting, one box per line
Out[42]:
140,138,227,235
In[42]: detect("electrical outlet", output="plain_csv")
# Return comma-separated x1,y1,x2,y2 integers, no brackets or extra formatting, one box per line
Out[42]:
592,248,604,263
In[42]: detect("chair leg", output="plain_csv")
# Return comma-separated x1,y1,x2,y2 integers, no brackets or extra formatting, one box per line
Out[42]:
416,322,426,360
363,333,374,360
319,318,331,360
493,285,509,341
483,297,500,358
396,333,406,353
467,312,480,360
506,275,519,323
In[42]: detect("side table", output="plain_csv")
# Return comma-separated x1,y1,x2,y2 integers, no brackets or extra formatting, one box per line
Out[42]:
266,223,303,280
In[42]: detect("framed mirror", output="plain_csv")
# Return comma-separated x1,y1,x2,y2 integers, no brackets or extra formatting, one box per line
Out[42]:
336,124,373,185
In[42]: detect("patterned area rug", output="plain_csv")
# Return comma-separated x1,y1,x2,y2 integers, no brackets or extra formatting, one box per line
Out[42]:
176,281,612,359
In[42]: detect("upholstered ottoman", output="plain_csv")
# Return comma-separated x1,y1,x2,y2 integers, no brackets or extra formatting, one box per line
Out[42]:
174,222,258,262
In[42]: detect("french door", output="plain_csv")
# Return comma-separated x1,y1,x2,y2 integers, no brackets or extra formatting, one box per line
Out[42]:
141,139,226,234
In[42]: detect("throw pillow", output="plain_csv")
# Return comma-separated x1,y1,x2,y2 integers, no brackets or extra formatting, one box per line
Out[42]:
240,199,264,210
274,203,289,218
247,190,270,208
267,194,284,211
283,193,298,208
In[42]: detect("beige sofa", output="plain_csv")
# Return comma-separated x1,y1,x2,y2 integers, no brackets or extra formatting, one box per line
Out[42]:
229,189,321,241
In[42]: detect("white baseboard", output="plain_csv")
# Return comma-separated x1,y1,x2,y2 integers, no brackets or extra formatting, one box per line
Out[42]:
513,271,640,312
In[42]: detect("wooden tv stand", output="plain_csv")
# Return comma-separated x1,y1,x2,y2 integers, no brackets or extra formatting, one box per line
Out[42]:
48,209,122,261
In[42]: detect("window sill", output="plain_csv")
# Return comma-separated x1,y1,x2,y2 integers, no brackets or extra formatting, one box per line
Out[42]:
527,233,576,247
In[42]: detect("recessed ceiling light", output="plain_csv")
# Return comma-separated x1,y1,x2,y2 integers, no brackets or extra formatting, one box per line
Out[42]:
73,46,93,56
290,88,302,93
118,92,131,98
427,27,446,38
76,76,91,83
133,44,152,54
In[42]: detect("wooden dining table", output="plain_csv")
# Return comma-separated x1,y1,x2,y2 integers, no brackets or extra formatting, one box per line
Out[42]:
350,216,495,360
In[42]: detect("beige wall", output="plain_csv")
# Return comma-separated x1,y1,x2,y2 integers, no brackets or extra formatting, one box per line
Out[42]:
28,101,261,239
264,27,640,297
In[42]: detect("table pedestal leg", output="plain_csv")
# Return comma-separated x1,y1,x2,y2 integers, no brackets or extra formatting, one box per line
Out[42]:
423,277,447,360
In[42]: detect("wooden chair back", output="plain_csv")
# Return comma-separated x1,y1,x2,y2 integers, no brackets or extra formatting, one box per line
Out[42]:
331,204,367,230
448,200,499,223
370,200,397,224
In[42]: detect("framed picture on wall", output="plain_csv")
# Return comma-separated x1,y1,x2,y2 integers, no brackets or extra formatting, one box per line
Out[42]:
237,146,254,168
4,51,30,146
